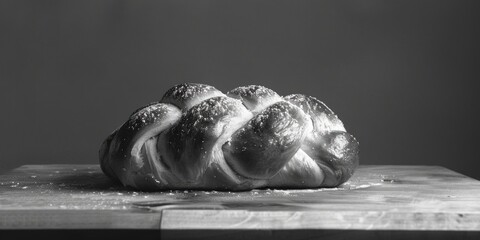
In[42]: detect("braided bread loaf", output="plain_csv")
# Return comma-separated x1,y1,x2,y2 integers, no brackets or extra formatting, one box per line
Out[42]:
99,83,359,191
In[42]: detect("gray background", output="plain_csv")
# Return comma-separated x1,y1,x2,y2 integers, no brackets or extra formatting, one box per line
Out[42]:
1,0,479,180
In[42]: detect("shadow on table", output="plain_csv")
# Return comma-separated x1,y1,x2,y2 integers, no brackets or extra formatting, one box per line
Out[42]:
1,230,479,240
49,171,125,192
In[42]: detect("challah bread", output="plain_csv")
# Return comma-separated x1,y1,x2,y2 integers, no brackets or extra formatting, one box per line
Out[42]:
99,83,359,190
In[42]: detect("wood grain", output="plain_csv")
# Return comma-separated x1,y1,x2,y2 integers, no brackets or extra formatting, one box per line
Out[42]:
1,165,480,231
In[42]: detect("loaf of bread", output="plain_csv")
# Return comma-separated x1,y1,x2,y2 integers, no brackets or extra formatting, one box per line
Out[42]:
99,83,359,190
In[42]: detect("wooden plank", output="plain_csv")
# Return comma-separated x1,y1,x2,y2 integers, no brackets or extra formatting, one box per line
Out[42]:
0,210,161,229
1,164,480,230
160,209,480,231
0,164,164,229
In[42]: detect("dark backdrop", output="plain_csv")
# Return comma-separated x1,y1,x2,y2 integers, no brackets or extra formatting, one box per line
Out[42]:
1,0,479,179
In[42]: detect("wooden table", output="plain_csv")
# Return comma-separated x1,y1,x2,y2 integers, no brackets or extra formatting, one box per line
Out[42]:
1,165,480,239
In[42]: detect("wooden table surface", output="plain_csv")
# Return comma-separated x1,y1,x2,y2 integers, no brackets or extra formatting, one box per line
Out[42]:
1,164,480,234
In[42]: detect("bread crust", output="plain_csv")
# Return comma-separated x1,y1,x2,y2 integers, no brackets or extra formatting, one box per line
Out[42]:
99,83,359,190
